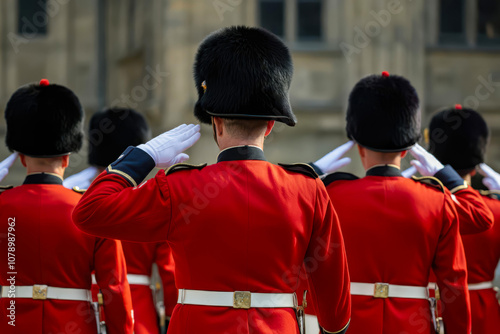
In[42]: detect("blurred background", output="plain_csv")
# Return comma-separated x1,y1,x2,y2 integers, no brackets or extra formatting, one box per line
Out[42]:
1,0,500,182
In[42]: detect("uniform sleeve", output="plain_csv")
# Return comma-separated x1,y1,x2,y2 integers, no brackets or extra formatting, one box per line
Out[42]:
304,180,351,334
451,187,494,234
434,165,494,234
72,147,172,242
155,242,177,316
94,238,134,334
432,193,471,334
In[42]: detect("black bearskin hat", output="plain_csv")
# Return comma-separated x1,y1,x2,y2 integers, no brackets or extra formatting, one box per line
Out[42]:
193,26,296,126
5,79,84,157
88,108,151,167
346,72,421,152
428,105,488,171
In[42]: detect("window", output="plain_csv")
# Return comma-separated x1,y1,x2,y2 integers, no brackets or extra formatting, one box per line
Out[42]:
297,0,322,41
438,0,500,47
477,0,500,45
18,0,48,36
260,0,285,37
258,0,323,42
439,0,465,45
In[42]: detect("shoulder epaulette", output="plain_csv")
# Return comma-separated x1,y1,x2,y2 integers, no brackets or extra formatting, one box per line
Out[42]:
278,163,318,179
166,163,207,176
411,176,445,193
72,186,86,194
0,185,14,194
479,189,500,200
322,172,359,187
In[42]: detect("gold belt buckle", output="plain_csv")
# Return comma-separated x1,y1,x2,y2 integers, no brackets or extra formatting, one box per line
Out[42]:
374,283,389,298
233,291,251,309
33,285,48,300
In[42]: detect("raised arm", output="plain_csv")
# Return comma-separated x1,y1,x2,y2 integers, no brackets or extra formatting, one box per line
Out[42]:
410,144,493,234
72,124,201,242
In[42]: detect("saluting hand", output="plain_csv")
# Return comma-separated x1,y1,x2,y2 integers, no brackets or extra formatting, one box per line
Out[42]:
63,166,99,189
313,141,354,175
409,144,444,176
478,163,500,191
0,153,18,182
137,124,201,168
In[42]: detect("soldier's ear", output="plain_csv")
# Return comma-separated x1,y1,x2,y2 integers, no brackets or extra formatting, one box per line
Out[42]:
357,145,365,158
61,155,69,168
264,121,275,137
19,154,27,167
400,150,408,159
213,117,224,137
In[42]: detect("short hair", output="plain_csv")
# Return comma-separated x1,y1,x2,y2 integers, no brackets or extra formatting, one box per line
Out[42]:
221,118,269,139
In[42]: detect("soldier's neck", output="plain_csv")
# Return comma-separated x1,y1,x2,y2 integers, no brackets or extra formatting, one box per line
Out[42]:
359,147,404,171
217,137,264,152
26,165,65,178
22,155,68,178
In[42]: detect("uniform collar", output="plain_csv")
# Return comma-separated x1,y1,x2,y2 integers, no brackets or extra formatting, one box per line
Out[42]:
23,172,63,185
366,164,402,177
217,145,267,163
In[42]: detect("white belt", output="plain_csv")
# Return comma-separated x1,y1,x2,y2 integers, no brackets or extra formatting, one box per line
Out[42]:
91,274,151,286
1,285,91,301
468,281,494,291
428,281,494,291
127,274,151,286
177,289,296,309
351,282,428,299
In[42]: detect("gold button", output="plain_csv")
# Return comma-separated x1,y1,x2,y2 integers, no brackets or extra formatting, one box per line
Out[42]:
233,291,251,309
374,283,389,298
33,285,48,300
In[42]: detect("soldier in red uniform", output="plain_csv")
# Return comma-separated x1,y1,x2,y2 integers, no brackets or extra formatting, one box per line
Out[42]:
73,26,351,334
0,80,134,334
65,107,178,333
310,72,471,334
425,106,500,333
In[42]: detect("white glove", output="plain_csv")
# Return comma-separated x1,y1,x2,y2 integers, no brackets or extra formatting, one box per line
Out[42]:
401,166,417,178
63,166,99,189
478,163,500,191
409,144,444,176
137,124,201,168
0,153,18,182
313,141,354,174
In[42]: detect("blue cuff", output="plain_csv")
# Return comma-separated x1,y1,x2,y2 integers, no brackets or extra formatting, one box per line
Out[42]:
106,146,156,187
309,162,324,176
434,165,467,193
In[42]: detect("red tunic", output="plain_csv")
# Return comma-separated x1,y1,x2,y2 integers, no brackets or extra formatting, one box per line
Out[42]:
121,241,177,333
461,190,500,333
322,166,471,334
0,173,134,334
73,146,351,334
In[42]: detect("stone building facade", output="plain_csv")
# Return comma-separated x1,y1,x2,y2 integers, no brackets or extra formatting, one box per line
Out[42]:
1,0,500,183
